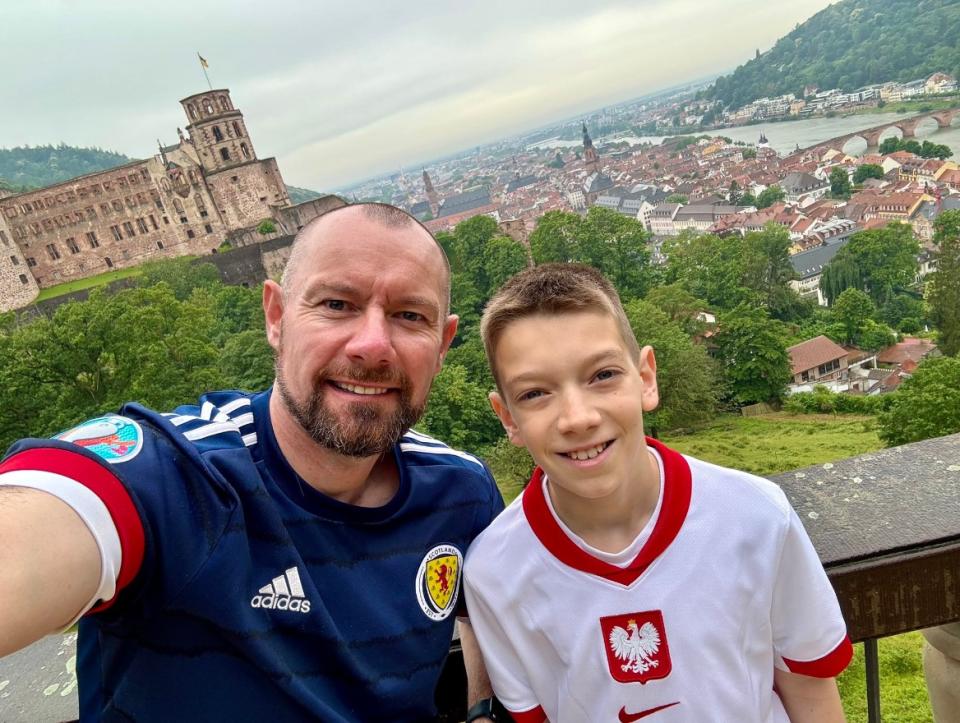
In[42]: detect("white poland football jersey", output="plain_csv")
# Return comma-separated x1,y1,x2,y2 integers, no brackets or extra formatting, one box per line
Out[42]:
463,438,852,723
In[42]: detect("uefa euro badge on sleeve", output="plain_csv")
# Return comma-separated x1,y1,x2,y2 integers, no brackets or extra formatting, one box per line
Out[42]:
600,610,673,684
415,544,463,621
55,415,144,464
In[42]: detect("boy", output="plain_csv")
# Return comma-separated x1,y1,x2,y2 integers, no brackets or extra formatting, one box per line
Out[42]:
463,264,852,722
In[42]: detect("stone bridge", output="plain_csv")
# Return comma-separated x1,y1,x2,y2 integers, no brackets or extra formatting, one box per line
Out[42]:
797,108,960,157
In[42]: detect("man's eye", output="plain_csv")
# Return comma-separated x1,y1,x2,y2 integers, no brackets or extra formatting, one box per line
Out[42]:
399,311,425,322
323,300,347,311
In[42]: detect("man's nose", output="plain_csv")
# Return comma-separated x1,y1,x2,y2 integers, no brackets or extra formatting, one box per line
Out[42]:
344,309,394,365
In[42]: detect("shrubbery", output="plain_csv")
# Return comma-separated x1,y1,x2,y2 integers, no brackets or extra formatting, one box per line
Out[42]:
783,386,894,415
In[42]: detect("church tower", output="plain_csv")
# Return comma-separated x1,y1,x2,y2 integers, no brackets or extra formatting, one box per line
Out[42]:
582,122,599,175
179,89,290,229
423,169,439,216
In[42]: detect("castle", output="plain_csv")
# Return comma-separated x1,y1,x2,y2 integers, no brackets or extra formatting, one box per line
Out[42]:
0,88,339,311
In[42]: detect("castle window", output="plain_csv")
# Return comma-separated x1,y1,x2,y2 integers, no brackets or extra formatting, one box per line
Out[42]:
86,207,97,220
203,99,214,115
112,200,123,212
187,229,196,239
188,104,198,120
233,121,242,137
19,274,27,284
220,148,231,161
87,232,99,248
157,241,164,250
129,174,139,185
110,225,122,241
137,218,148,234
45,243,61,260
204,224,213,234
219,95,230,111
149,214,159,230
10,255,18,265
0,230,7,245
163,216,170,225
66,238,80,254
102,181,112,192
180,216,188,224
240,143,250,159
123,221,135,237
213,126,224,142
141,168,149,181
27,257,36,267
105,257,113,268
118,177,128,189
173,198,184,214
100,203,111,215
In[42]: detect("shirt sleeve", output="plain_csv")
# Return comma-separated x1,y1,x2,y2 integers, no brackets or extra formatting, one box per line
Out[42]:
0,443,145,620
463,560,544,721
771,505,853,677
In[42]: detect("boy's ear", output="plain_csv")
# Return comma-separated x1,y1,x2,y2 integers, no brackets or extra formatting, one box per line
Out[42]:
489,391,525,447
638,345,660,413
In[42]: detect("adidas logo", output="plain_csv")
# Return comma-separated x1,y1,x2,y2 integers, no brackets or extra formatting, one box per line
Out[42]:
250,566,312,614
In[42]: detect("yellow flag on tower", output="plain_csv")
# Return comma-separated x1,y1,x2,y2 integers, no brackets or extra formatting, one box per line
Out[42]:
198,53,209,69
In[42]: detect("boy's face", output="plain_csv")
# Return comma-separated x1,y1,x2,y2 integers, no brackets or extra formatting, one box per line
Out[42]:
489,310,659,505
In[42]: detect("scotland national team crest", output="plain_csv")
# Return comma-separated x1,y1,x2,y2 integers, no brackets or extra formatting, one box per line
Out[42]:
415,544,462,621
55,415,144,464
600,610,672,684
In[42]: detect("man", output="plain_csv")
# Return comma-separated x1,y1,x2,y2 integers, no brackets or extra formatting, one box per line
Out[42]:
0,203,503,721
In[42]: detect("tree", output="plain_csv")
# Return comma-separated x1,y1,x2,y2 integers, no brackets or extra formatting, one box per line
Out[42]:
528,210,580,264
644,283,709,336
741,224,802,320
819,224,920,306
624,300,719,434
578,208,653,301
829,167,852,199
420,364,503,451
878,357,960,446
219,329,275,391
832,288,875,343
665,194,688,205
257,219,277,235
756,185,785,209
138,257,221,301
728,180,743,205
928,210,960,356
853,164,885,184
714,305,792,405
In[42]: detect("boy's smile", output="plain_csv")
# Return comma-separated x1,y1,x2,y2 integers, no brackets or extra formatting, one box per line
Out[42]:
490,310,660,529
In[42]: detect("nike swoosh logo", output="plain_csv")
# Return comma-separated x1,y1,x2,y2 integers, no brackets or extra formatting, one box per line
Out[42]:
618,702,680,721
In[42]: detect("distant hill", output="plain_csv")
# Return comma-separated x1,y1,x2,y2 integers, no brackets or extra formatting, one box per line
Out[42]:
286,185,327,205
705,0,960,110
0,144,134,189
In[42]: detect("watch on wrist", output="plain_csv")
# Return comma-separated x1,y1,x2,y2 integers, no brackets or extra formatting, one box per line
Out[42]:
465,696,507,722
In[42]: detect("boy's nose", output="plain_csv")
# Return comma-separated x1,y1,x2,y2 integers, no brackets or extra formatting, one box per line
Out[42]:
557,391,602,435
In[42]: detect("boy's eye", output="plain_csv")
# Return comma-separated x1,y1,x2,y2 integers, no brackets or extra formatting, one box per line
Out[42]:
594,369,619,382
518,389,544,402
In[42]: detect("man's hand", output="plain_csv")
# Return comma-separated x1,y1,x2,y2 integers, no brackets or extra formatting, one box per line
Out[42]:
774,667,846,722
0,488,101,657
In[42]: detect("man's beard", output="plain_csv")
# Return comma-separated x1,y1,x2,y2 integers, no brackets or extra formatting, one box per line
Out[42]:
275,358,424,458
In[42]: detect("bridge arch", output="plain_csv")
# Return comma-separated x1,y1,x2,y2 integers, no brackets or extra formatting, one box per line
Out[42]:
841,135,868,156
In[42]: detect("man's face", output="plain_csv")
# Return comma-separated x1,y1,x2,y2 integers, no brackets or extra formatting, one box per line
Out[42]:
268,210,457,457
489,311,659,511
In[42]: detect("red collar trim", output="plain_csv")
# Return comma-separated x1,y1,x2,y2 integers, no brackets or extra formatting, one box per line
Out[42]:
521,437,692,586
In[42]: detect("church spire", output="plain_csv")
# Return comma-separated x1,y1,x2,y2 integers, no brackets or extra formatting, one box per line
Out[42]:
582,122,599,174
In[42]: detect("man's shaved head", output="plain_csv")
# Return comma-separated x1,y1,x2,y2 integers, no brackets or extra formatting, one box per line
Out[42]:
281,203,451,315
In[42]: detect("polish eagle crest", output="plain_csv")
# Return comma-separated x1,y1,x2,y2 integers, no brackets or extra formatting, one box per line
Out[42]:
609,618,661,674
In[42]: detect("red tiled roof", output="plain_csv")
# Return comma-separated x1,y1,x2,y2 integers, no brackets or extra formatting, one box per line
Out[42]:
877,337,938,365
787,335,848,375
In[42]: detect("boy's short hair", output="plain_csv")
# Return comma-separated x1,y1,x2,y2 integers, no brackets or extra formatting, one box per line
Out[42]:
481,263,641,389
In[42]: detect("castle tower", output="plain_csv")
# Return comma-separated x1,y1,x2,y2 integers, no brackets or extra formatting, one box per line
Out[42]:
179,89,290,229
582,122,599,175
423,169,439,216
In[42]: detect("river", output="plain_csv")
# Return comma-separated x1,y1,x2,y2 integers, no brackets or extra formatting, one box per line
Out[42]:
528,112,960,157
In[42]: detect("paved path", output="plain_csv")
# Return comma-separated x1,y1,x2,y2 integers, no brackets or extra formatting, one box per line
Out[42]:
0,635,78,723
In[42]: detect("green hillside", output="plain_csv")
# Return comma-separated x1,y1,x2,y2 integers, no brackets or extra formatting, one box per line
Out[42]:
0,144,133,189
286,185,325,204
706,0,960,110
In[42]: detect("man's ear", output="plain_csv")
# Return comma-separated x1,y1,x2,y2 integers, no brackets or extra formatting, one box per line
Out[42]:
637,345,660,413
263,280,284,351
489,391,525,447
435,314,460,374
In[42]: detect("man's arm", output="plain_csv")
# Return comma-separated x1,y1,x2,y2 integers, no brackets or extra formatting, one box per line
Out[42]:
774,668,846,723
458,619,495,718
0,488,101,657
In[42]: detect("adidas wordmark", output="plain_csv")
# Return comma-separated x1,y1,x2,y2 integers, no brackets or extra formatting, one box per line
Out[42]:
250,566,312,614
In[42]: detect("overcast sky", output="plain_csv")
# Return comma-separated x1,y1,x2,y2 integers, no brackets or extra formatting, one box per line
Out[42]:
1,0,834,191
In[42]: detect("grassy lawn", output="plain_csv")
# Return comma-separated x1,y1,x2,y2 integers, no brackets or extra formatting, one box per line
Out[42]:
34,266,143,302
495,412,933,719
